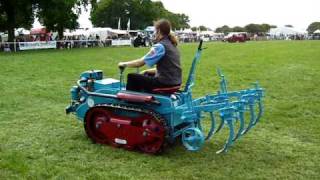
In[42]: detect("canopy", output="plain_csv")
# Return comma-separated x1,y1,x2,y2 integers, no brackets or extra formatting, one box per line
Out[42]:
199,31,219,36
145,26,155,32
183,29,193,33
30,28,47,35
15,28,30,36
269,27,307,35
65,28,94,36
314,29,320,34
108,29,128,35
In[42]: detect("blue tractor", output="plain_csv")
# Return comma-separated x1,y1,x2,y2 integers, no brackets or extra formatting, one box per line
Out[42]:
66,41,265,154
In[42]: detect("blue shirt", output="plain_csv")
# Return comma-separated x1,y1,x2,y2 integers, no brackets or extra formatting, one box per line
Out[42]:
143,43,165,67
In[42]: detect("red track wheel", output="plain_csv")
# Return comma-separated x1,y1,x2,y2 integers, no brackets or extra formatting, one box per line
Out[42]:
84,107,111,144
84,106,166,154
138,118,166,154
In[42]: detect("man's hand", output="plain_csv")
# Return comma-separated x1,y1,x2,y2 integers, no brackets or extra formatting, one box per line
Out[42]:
140,69,148,74
118,62,127,68
141,68,156,76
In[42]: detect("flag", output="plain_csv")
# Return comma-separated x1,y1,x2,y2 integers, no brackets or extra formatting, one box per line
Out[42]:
118,18,121,30
127,18,131,31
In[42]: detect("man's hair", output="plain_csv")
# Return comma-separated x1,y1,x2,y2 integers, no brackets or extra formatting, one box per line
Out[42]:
154,19,178,46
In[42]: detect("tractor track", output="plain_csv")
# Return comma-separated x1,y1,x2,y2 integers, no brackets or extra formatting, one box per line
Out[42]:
86,103,169,153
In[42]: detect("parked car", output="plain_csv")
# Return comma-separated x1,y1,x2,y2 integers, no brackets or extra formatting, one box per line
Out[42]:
224,32,248,43
133,34,152,47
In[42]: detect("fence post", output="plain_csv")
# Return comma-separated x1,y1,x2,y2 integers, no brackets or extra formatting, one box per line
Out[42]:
14,40,17,52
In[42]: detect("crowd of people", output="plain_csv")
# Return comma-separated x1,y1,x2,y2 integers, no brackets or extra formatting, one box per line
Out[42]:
0,33,131,51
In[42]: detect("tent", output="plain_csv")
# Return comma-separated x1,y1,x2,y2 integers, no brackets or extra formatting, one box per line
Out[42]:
314,29,320,34
182,29,193,33
30,28,47,35
64,29,90,37
64,28,129,40
15,28,30,36
144,26,155,32
88,28,128,39
108,29,128,35
0,32,6,42
269,27,307,36
199,31,217,36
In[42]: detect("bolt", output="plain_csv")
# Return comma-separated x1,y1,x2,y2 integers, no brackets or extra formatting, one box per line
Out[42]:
143,131,148,137
95,121,101,129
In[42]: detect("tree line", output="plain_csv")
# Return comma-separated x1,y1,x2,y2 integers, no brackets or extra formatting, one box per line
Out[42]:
91,0,190,30
307,22,320,34
0,0,96,42
214,24,277,34
214,23,320,35
1,0,320,43
0,0,189,42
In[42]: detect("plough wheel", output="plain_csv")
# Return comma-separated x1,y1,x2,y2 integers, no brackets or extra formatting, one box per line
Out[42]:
182,128,204,151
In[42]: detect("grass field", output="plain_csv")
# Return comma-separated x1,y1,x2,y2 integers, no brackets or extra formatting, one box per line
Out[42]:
0,41,319,179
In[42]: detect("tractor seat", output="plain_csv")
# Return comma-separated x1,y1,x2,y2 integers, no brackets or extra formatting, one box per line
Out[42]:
152,85,181,94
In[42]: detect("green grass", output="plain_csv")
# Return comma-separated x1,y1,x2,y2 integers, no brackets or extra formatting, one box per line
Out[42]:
0,41,319,179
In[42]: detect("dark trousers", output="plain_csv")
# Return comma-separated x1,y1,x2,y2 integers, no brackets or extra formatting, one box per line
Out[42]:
126,73,171,92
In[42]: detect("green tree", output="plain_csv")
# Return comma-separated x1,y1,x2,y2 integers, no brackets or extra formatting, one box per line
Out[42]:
216,24,275,34
232,26,245,32
169,13,190,30
244,24,263,34
198,25,207,31
0,2,5,31
91,0,151,29
189,25,209,32
190,26,211,32
191,27,197,31
260,24,272,32
215,25,231,34
0,0,34,42
91,0,189,30
145,2,189,29
285,24,293,28
307,22,320,34
136,0,164,29
37,0,96,39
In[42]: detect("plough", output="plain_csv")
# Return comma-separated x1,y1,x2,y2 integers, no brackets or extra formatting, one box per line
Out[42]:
66,40,265,154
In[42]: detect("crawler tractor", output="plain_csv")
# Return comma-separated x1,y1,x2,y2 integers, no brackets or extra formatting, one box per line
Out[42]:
66,41,265,154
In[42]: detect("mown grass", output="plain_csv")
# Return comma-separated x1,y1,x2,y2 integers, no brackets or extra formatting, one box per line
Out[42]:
0,41,319,179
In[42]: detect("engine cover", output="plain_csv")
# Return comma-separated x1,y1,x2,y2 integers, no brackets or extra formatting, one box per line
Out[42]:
80,70,103,80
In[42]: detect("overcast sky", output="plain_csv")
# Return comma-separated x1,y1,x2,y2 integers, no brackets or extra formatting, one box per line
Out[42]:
70,0,319,30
